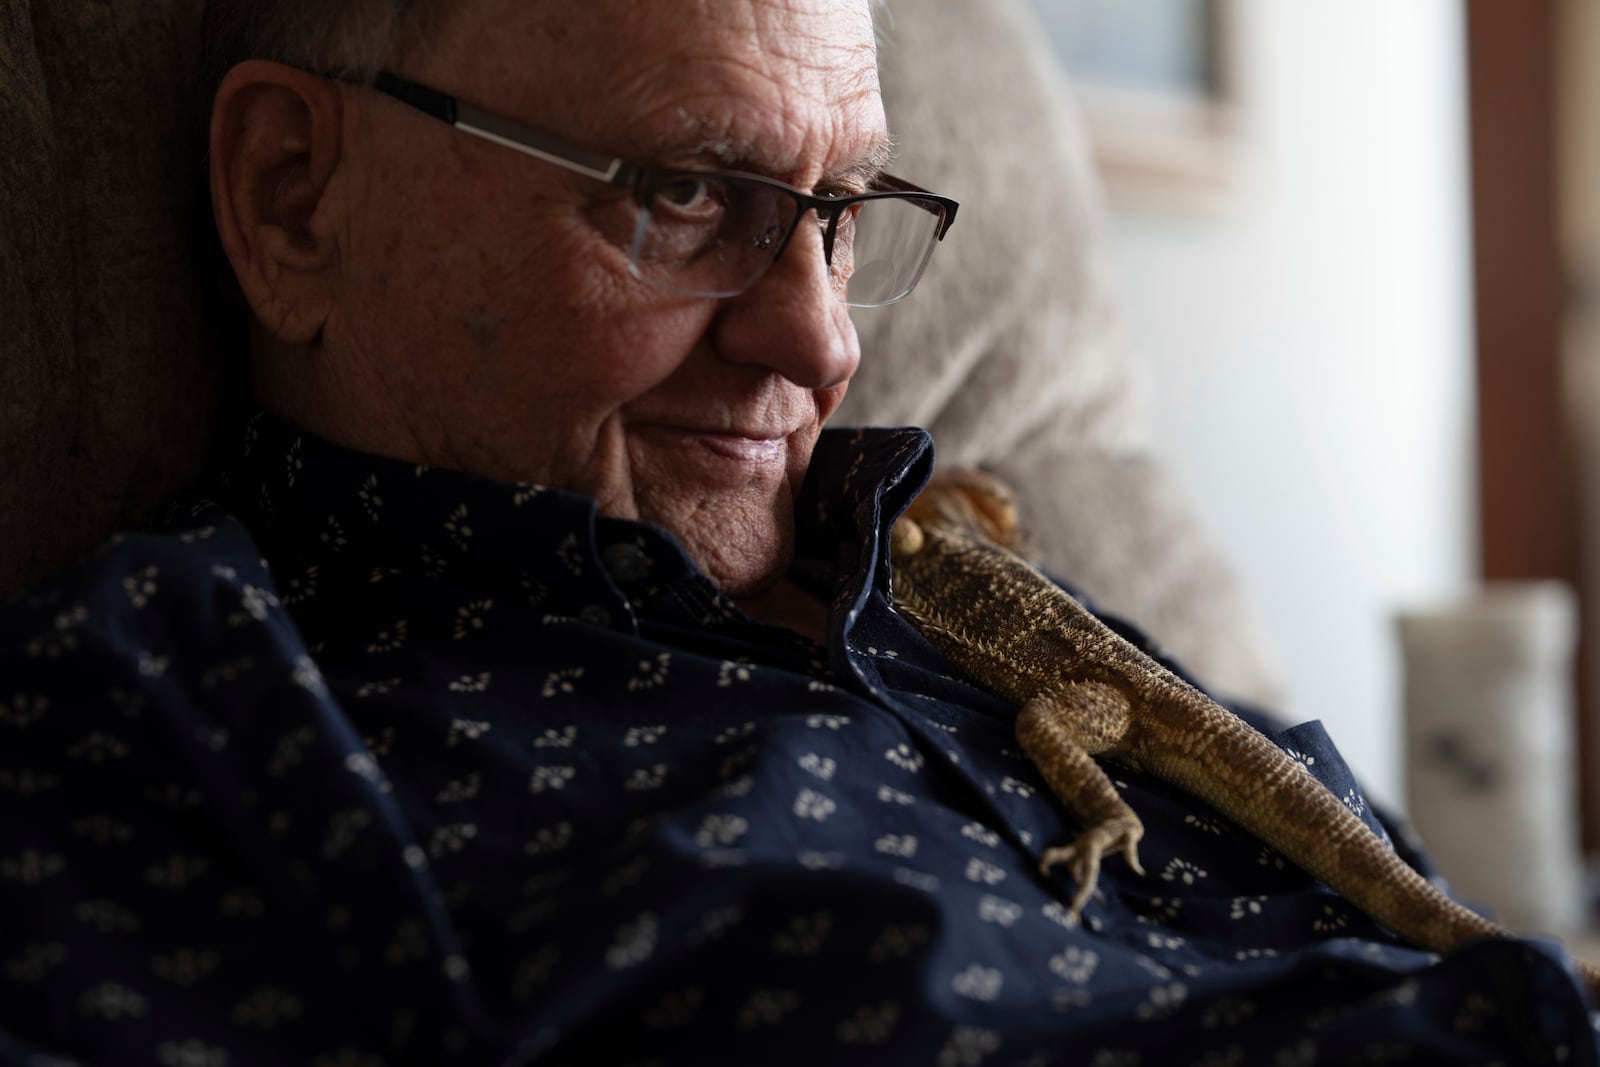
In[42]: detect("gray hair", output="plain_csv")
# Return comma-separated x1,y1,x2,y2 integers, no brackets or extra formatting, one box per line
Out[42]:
196,0,456,105
198,0,890,99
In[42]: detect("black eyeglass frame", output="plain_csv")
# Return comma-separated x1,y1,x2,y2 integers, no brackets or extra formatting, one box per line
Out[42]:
334,69,959,304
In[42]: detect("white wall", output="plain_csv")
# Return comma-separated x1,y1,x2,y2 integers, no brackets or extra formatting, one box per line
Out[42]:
1101,0,1477,809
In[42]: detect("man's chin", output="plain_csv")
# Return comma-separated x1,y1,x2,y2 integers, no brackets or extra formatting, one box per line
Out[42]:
641,485,800,601
693,537,792,602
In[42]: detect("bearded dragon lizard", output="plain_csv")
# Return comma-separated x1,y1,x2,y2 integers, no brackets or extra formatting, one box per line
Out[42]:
889,468,1600,999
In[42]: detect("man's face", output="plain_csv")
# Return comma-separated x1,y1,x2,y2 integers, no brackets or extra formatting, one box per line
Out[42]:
307,0,886,599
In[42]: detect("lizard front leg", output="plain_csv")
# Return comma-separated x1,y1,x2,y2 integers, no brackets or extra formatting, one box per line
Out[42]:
1016,684,1146,922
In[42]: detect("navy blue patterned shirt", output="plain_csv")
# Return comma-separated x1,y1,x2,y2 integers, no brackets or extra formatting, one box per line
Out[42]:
1,413,1594,1066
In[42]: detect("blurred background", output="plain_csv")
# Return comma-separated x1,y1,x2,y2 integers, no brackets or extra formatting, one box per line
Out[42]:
1025,0,1600,931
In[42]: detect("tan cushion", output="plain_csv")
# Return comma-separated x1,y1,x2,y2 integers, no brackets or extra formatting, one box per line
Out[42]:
841,0,1284,705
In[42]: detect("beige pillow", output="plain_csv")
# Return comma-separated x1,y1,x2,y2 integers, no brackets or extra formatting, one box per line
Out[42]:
841,0,1284,705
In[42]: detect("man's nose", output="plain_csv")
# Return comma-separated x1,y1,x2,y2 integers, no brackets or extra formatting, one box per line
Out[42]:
710,220,861,390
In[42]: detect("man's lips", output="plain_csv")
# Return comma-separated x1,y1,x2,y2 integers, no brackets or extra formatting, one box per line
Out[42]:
635,424,796,468
695,433,787,462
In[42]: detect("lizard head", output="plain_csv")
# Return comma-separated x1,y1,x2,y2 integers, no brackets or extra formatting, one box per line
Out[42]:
898,467,1025,551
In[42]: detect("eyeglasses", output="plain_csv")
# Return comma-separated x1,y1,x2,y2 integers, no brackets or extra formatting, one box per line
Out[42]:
340,70,958,308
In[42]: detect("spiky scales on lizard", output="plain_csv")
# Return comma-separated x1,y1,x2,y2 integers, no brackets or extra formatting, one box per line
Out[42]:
888,467,1600,1000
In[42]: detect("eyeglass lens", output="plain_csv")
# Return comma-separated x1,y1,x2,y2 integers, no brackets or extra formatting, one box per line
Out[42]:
627,173,944,307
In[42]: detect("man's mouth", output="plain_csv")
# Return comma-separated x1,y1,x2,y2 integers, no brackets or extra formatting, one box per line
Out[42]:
633,423,795,471
693,432,788,463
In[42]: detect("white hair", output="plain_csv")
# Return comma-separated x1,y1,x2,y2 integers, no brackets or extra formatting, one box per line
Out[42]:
198,0,457,105
201,0,892,93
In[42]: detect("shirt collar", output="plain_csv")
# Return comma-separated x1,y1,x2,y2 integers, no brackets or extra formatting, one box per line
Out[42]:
222,412,933,604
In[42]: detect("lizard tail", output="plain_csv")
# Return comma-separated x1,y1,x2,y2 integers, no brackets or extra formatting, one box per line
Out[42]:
1136,699,1600,1003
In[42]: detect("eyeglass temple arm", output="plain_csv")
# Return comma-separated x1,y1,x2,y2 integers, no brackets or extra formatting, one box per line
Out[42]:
870,172,960,239
355,71,955,238
368,71,628,185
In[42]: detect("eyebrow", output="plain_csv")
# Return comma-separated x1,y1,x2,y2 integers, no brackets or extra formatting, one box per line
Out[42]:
636,121,899,189
831,136,898,186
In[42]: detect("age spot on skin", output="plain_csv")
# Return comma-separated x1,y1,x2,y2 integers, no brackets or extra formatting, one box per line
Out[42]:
464,308,501,354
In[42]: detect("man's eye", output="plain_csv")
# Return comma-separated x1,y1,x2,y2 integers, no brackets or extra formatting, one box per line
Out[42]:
654,177,722,215
822,174,878,196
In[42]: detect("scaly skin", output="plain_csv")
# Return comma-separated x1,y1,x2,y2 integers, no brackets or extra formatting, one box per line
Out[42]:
889,470,1600,999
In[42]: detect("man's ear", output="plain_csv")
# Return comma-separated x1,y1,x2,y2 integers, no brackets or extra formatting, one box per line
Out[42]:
209,61,346,347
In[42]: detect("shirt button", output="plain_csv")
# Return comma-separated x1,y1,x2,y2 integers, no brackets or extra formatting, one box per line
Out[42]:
580,604,613,628
600,543,651,583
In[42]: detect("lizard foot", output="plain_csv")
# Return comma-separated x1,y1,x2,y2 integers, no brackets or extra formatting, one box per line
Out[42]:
1039,817,1146,922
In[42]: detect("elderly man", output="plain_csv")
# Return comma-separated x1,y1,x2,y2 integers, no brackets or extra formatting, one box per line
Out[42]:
0,0,1594,1064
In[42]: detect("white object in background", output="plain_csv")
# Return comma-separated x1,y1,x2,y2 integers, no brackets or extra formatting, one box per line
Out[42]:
1397,582,1585,935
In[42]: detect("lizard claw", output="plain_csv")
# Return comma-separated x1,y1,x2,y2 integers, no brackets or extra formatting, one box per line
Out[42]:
1038,817,1146,922
1124,839,1146,877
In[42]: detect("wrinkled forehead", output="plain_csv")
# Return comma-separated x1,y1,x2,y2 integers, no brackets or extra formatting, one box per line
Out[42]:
415,0,887,180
